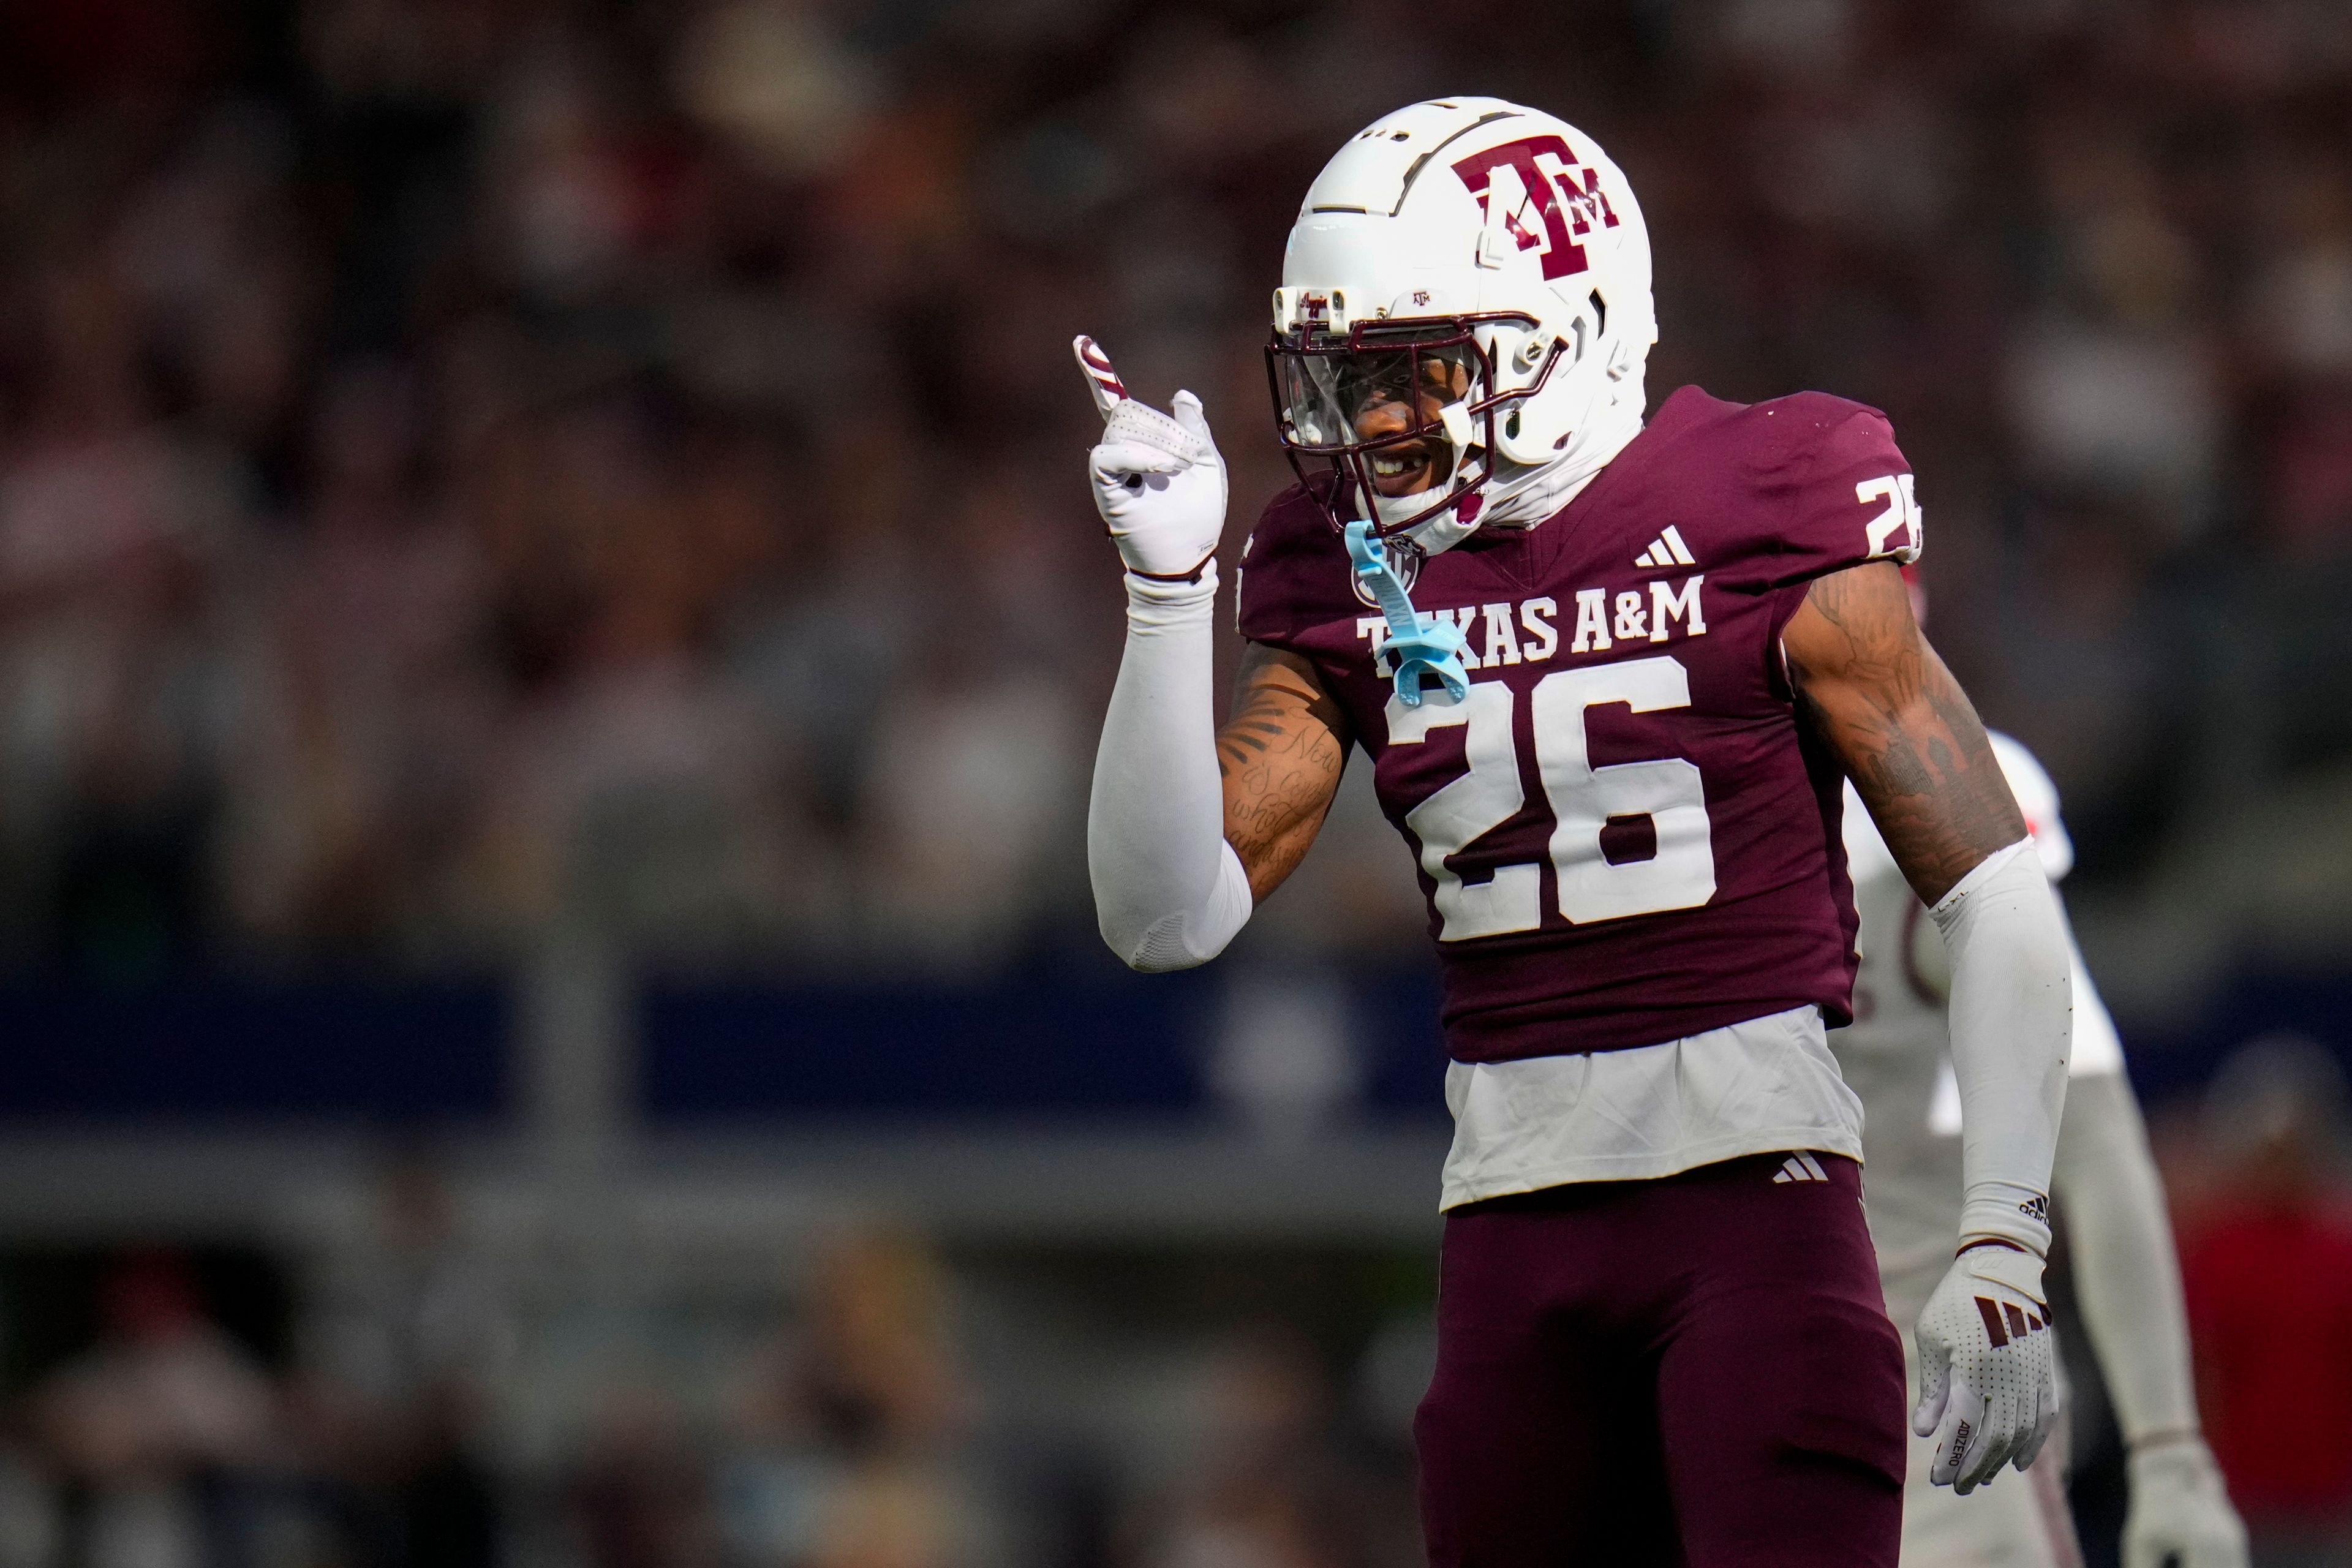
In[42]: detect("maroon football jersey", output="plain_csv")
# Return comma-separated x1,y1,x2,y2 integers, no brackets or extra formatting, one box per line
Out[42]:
1236,386,1924,1061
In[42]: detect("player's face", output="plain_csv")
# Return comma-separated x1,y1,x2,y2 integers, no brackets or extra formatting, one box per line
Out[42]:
1346,349,1474,497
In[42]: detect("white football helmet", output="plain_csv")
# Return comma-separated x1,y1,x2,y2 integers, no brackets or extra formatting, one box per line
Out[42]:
1267,98,1656,554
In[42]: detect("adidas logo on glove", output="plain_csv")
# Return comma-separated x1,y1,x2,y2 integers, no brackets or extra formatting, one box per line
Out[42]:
1972,1292,2049,1348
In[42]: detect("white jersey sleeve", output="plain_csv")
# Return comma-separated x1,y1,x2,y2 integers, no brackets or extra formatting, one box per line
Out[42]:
1986,732,2122,1079
2059,919,2125,1079
1987,731,2072,881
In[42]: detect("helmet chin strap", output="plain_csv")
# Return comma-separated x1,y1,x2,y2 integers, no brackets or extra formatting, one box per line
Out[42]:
1371,484,1483,556
1361,398,1484,554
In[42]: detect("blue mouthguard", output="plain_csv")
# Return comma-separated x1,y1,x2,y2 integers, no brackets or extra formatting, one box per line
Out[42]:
1344,519,1468,708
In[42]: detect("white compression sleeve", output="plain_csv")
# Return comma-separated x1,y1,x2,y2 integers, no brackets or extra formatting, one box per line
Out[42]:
1928,839,2072,1254
2052,1071,2203,1446
1087,568,1253,971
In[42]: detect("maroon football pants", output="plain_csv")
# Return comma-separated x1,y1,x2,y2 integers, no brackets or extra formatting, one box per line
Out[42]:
1414,1152,1907,1568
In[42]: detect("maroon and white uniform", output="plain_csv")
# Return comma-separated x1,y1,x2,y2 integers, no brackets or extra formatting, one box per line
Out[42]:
1235,384,1927,1566
1239,385,1924,1205
1087,94,2067,1568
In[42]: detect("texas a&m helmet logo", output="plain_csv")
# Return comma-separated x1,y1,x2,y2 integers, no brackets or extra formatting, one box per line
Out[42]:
1451,135,1621,281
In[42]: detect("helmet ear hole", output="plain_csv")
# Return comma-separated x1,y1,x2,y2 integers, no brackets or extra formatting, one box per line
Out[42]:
1496,398,1557,466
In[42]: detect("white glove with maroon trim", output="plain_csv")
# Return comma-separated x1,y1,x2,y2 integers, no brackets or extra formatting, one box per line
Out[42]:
1075,336,1227,583
1914,1240,2060,1493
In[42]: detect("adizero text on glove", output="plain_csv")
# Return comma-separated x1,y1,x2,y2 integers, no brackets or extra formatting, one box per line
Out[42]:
1914,1240,2060,1494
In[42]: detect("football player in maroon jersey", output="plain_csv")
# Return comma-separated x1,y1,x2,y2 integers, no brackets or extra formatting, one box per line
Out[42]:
1081,99,2072,1567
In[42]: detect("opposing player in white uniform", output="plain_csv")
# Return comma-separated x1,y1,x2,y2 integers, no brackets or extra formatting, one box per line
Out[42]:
1839,727,2247,1568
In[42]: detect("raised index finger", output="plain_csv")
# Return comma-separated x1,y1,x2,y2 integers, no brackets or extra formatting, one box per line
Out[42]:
1072,334,1128,420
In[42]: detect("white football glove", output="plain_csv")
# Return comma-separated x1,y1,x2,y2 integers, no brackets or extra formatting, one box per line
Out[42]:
1913,1242,2060,1493
2124,1439,2248,1568
1074,335,1227,582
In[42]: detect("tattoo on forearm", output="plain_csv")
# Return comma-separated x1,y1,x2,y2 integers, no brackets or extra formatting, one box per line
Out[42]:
1789,564,2025,904
1218,645,1349,899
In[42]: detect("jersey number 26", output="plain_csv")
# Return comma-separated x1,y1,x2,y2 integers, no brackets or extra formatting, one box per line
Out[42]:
1387,655,1716,939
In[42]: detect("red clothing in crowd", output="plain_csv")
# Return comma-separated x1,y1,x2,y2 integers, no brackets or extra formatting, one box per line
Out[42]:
2180,1199,2352,1519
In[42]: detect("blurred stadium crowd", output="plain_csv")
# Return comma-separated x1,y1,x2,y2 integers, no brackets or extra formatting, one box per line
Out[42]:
2,0,2352,1564
0,1160,1438,1568
4,0,2351,983
1,1050,2348,1568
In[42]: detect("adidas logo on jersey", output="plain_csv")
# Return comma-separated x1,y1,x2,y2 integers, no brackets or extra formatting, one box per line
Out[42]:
1633,526,1697,570
1771,1152,1831,1184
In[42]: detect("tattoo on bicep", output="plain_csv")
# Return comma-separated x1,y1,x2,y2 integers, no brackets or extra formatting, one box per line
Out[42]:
1216,656,1348,780
1215,687,1294,777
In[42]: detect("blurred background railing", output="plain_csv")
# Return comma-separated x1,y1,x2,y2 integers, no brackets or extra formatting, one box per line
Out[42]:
1,0,2350,1564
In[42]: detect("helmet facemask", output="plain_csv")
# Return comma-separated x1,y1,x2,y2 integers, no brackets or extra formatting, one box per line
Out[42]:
1267,312,1565,552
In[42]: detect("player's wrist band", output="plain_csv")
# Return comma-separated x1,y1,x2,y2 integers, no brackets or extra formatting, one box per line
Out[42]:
1125,550,1218,585
1956,1235,2028,1257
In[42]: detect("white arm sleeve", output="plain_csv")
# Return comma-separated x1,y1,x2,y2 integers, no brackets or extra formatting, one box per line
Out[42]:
1087,568,1253,971
2051,1072,2203,1446
1928,839,2072,1254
